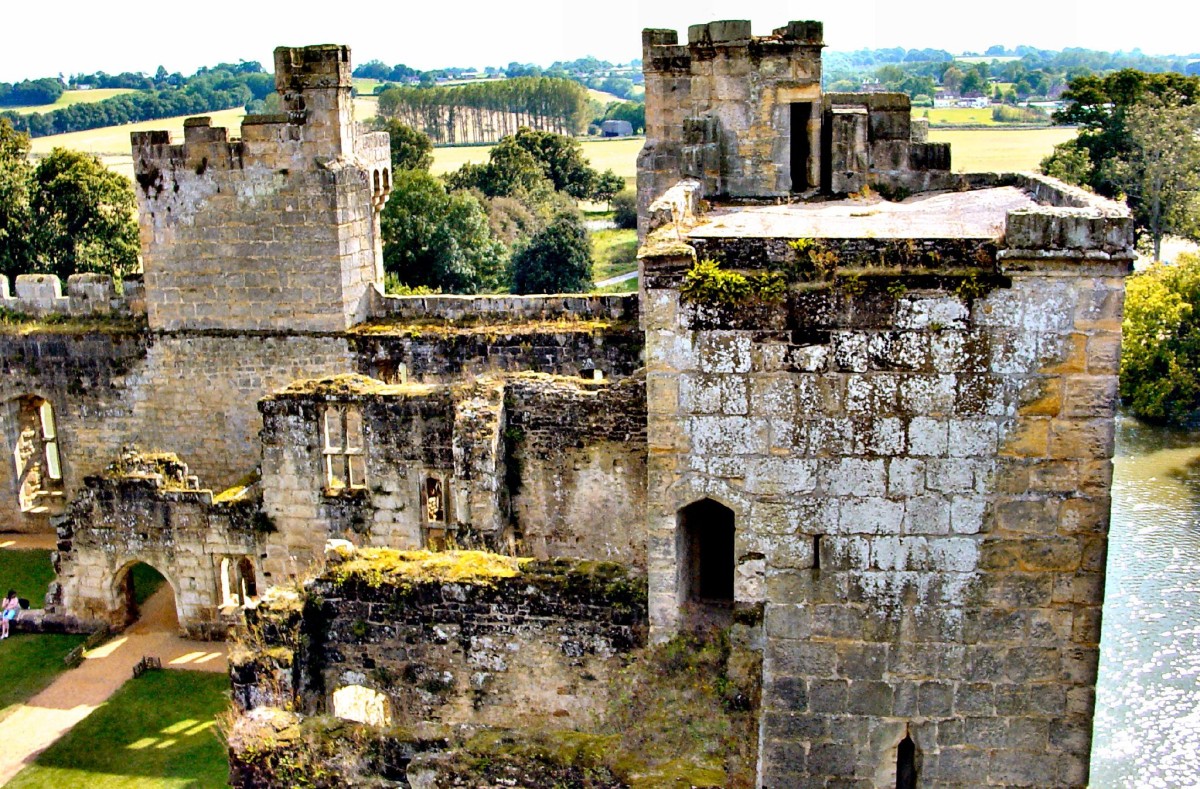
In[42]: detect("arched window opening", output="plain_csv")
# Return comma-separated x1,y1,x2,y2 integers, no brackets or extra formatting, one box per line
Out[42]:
423,476,452,550
11,396,64,514
896,733,917,789
677,498,735,625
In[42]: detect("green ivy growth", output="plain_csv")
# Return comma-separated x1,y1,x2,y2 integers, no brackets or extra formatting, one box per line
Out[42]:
785,238,840,282
680,259,785,307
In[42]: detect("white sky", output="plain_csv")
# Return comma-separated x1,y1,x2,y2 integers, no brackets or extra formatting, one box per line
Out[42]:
0,0,1192,82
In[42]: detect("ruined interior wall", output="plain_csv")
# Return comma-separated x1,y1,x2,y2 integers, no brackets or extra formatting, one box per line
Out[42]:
52,471,263,638
641,199,1130,786
259,384,460,583
233,552,647,734
507,374,648,568
0,331,354,532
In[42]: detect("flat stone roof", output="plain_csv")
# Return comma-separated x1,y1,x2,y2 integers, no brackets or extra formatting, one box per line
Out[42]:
688,186,1039,241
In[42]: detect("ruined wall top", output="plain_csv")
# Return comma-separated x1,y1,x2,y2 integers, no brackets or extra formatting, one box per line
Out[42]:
641,19,824,71
274,44,353,93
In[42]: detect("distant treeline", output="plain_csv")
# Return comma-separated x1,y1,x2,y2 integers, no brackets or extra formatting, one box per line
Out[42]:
0,63,274,138
0,78,64,107
377,77,591,144
824,45,1200,102
354,56,644,101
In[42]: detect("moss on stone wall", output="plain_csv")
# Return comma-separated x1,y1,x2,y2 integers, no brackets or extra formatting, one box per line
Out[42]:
327,548,527,589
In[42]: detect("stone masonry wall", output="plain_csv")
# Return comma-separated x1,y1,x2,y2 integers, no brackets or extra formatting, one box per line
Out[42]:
132,45,390,332
0,330,355,532
258,373,651,583
638,20,825,222
232,549,647,734
507,374,648,568
51,453,265,639
640,183,1131,786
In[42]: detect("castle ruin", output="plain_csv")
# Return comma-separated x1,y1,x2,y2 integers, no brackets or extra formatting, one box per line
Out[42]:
0,21,1132,787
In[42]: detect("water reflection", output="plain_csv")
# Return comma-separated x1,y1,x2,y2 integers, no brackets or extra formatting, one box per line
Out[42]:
1091,414,1200,787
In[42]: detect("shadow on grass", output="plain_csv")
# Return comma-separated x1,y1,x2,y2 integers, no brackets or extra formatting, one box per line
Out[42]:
6,670,230,789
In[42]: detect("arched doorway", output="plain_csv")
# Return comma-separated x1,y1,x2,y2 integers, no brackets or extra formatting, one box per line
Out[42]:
115,561,178,632
677,498,735,629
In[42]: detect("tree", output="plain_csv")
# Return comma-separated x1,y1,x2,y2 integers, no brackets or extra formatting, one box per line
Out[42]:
511,211,592,294
592,170,625,205
0,118,32,281
502,127,597,199
27,147,139,282
611,190,637,230
1046,70,1200,257
1109,94,1200,261
1120,253,1200,424
380,169,505,294
373,118,433,172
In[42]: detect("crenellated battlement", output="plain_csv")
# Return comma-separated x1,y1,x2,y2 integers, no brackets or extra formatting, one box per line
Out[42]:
131,43,391,334
0,273,145,318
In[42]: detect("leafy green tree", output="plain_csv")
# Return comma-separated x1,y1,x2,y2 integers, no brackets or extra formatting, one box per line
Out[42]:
502,127,597,199
28,148,139,281
374,118,433,171
1040,140,1094,185
511,211,592,294
380,169,505,294
611,190,637,230
1121,253,1200,424
0,118,32,281
1109,94,1200,261
592,170,625,205
603,101,645,134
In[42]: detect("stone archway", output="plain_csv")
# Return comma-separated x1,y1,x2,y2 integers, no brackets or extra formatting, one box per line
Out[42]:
112,561,178,632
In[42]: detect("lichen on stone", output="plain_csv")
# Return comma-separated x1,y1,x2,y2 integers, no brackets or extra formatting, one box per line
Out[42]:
328,548,528,589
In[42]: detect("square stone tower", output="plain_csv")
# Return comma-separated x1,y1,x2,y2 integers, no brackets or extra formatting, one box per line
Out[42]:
131,45,392,332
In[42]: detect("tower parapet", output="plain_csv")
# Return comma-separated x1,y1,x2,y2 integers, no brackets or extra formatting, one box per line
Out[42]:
132,45,391,333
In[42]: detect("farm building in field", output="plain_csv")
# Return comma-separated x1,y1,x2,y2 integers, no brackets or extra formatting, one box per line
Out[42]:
600,118,634,137
1,21,1130,789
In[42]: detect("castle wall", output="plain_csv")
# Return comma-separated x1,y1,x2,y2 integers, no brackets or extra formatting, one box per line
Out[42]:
506,374,648,568
638,20,825,218
0,331,355,532
640,180,1131,786
257,373,649,582
51,458,265,639
132,45,390,333
231,552,647,731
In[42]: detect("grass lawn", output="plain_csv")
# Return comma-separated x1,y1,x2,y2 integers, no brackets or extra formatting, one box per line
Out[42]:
928,127,1077,173
9,89,140,116
0,548,54,604
0,633,88,718
129,562,166,606
592,227,638,282
7,670,231,789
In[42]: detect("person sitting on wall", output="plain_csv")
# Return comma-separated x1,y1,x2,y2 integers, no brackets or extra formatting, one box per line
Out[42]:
1,590,19,639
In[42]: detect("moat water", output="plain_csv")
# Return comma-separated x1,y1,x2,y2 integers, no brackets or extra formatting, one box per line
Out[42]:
1091,414,1200,787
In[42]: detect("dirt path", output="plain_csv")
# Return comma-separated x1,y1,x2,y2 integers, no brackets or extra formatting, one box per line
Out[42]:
0,534,57,551
0,585,228,785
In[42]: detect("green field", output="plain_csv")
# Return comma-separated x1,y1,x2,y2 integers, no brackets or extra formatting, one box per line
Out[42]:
916,107,998,125
7,670,230,789
592,227,638,281
8,89,139,116
431,136,643,180
928,127,1076,172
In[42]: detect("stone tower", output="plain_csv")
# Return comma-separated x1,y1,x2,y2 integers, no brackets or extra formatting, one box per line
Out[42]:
131,45,392,332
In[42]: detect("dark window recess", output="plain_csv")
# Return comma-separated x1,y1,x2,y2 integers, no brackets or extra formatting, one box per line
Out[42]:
679,499,735,602
813,535,822,570
897,734,917,789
